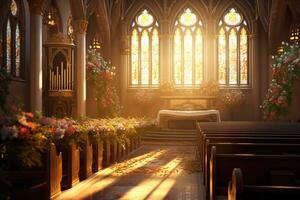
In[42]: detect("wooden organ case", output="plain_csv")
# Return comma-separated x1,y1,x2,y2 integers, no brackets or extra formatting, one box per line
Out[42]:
43,34,75,117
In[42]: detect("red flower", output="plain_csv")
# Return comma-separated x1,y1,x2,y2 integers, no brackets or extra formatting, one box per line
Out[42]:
19,126,30,137
27,122,37,131
65,126,76,136
25,112,34,119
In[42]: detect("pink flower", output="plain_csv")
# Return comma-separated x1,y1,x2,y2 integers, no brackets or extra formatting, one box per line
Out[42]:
65,126,76,136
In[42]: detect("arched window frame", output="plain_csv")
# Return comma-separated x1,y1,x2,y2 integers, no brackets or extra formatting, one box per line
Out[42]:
217,7,249,86
172,7,204,87
2,0,24,79
129,8,160,87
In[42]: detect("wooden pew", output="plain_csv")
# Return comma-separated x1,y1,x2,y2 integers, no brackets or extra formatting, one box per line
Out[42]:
92,140,103,172
196,121,300,154
228,168,300,200
201,135,300,168
59,143,80,190
79,137,93,180
203,141,300,195
197,131,300,159
103,140,111,167
210,146,300,200
197,121,300,132
7,143,62,199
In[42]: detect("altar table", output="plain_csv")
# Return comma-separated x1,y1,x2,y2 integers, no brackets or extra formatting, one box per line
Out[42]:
156,109,221,129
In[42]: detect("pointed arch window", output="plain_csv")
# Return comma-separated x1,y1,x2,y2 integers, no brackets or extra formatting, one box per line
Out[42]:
130,9,159,86
218,8,249,85
2,0,23,78
173,8,204,86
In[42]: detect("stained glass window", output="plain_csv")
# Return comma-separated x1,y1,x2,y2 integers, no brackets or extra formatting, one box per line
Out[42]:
6,20,12,74
152,29,159,84
224,8,242,26
240,28,248,84
136,10,154,27
141,30,149,84
218,8,249,85
15,24,21,77
2,0,23,78
130,9,159,86
10,0,18,16
174,28,182,84
218,28,226,84
173,8,203,86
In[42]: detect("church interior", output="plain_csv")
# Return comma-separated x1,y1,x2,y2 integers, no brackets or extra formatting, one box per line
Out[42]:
0,0,300,199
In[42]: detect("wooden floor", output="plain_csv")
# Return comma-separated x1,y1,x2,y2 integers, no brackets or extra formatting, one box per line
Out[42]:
56,143,204,200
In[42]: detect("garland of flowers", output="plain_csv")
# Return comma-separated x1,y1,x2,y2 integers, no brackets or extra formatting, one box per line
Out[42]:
0,109,155,168
218,89,245,108
86,49,121,117
261,42,300,120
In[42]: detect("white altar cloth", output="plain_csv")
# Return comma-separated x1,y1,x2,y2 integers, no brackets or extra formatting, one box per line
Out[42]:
156,109,221,128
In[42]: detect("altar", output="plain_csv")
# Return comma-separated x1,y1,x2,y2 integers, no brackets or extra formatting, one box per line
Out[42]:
156,109,221,129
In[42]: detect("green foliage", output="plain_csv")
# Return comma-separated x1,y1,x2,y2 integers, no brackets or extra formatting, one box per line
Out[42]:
86,50,122,117
261,42,300,120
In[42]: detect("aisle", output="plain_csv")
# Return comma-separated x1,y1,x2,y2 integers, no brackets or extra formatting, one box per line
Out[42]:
56,144,203,200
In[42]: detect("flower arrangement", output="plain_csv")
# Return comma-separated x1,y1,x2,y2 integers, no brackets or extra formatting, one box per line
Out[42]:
261,42,300,120
39,117,80,146
219,89,246,108
1,104,156,168
159,81,175,95
133,89,157,106
86,49,121,117
199,80,220,96
0,111,49,168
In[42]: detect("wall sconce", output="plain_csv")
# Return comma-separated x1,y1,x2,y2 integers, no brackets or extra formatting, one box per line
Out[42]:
90,38,101,49
290,25,299,44
44,9,56,26
277,45,284,54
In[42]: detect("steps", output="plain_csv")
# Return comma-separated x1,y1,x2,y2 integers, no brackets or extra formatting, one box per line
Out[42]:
141,129,197,142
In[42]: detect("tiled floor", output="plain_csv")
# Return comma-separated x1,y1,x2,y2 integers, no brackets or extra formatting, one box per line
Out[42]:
56,144,203,200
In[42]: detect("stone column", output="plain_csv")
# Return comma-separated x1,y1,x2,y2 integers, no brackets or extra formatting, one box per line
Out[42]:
250,19,260,120
160,19,171,84
120,34,130,111
28,0,44,113
73,19,88,117
206,19,217,81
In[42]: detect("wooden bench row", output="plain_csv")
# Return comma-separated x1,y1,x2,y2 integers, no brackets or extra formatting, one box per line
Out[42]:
228,168,300,200
197,121,300,132
196,122,300,200
5,136,141,199
209,146,300,199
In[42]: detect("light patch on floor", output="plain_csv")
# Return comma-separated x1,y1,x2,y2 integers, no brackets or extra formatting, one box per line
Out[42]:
56,145,201,200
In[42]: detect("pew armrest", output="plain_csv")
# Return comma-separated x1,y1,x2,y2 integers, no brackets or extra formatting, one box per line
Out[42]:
228,168,244,200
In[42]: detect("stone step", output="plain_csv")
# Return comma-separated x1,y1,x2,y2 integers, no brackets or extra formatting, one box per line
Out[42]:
142,130,197,142
146,130,196,134
142,134,196,138
141,136,196,141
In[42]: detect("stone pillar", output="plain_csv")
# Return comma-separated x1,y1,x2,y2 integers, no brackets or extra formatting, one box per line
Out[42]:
120,34,130,111
250,19,260,120
28,0,44,113
207,19,217,81
73,19,88,117
160,19,171,84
